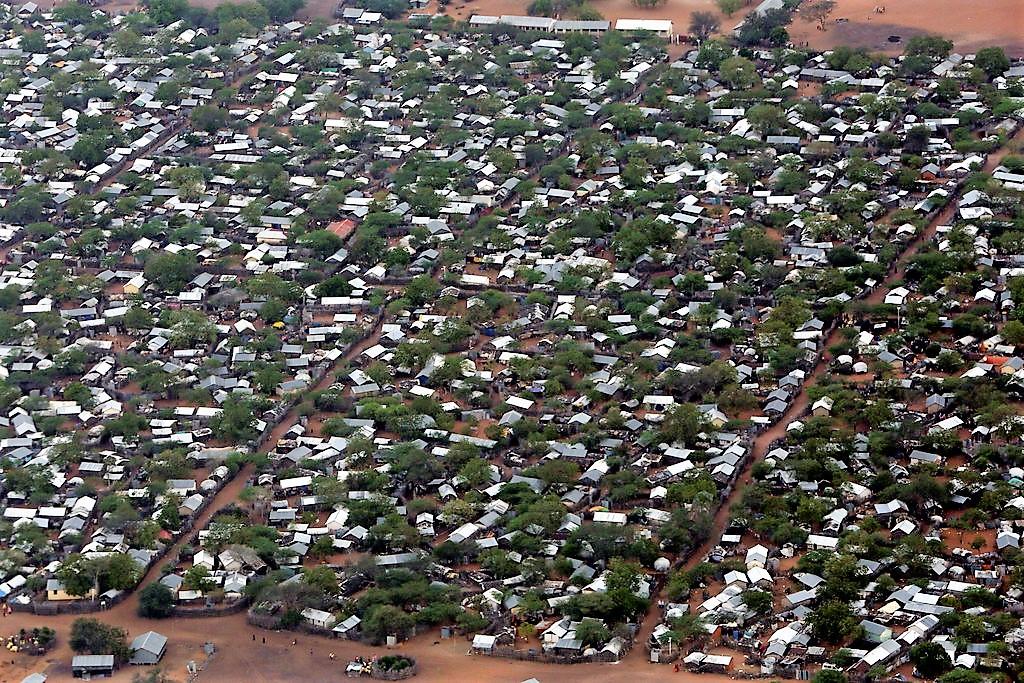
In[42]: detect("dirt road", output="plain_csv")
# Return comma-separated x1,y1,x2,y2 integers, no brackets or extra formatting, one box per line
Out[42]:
865,125,1024,305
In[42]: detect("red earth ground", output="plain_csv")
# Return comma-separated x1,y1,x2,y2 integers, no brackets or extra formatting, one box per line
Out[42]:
788,0,1024,57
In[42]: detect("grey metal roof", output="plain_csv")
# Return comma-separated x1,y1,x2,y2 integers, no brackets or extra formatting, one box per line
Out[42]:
72,655,115,668
131,630,167,655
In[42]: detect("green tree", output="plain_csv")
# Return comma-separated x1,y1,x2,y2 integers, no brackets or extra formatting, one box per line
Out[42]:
405,275,440,307
183,565,214,592
807,600,858,643
715,0,741,15
144,251,196,292
974,47,1009,79
124,306,154,331
604,558,649,622
937,671,982,683
313,275,353,298
575,618,611,647
525,459,580,486
1002,320,1024,345
660,403,706,445
104,553,141,590
210,398,258,442
458,458,492,488
191,104,228,133
812,670,848,683
143,0,188,24
70,133,110,167
910,641,952,679
54,1,98,24
20,31,46,53
254,365,283,394
718,56,757,89
113,28,143,55
156,500,181,531
69,618,130,662
299,230,343,259
741,589,772,614
689,11,719,42
906,35,953,60
64,382,94,408
746,104,785,135
362,605,415,643
138,582,175,618
302,566,339,594
56,554,100,596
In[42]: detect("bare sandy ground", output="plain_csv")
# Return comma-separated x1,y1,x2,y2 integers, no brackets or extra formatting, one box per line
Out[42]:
788,0,1024,56
0,608,744,683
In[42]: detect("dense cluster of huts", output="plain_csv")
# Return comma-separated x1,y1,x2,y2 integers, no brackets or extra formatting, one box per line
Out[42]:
0,1,1020,681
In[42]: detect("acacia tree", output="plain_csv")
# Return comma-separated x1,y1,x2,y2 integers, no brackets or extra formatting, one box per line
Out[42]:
689,11,720,42
803,0,836,30
716,0,742,16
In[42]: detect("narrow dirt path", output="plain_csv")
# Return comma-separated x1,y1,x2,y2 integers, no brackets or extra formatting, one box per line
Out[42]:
102,317,386,619
865,127,1024,304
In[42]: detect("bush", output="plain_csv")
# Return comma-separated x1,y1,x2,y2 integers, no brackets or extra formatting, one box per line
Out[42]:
69,618,130,663
376,654,415,671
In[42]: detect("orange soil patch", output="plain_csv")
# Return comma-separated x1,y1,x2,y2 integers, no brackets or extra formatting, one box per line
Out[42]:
940,526,999,554
0,610,756,683
788,0,1024,57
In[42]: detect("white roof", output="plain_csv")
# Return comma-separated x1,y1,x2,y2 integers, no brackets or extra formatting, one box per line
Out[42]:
615,19,673,32
472,634,497,650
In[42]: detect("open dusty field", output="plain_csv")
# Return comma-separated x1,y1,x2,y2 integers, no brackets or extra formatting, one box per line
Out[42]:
0,608,745,683
788,0,1024,57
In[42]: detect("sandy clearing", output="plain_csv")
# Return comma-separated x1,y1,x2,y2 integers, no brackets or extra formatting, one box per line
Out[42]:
788,0,1024,57
1,609,745,683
